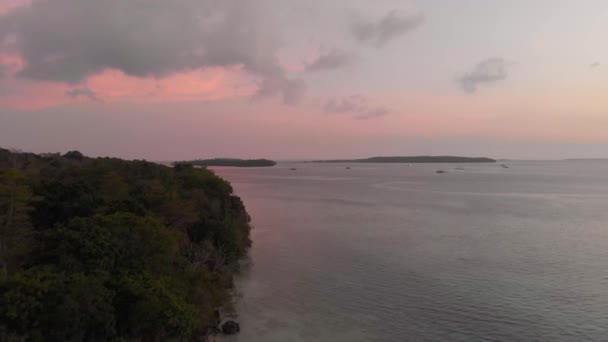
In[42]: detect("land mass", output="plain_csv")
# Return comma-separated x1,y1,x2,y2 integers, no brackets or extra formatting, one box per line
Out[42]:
313,156,496,163
0,148,251,340
176,158,276,167
565,158,608,161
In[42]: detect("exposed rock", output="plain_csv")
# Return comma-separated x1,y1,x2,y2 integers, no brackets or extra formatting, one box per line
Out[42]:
221,320,240,335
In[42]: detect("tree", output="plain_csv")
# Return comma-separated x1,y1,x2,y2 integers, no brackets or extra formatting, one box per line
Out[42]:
63,151,84,161
0,148,253,340
0,269,116,341
0,169,33,277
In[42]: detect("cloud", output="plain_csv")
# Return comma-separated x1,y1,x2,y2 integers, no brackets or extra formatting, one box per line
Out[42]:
0,68,252,111
65,87,100,102
0,55,20,79
256,76,305,105
458,57,510,93
356,106,389,120
325,94,366,113
590,62,600,69
0,0,29,15
324,94,389,119
0,0,304,104
305,49,352,72
352,10,423,48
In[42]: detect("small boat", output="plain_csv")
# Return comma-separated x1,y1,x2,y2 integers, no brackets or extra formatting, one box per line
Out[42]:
290,168,297,171
346,166,351,170
436,170,446,174
500,164,509,169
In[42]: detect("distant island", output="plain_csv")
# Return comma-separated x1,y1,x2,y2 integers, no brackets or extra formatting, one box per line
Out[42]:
565,158,608,161
313,156,496,163
175,158,277,167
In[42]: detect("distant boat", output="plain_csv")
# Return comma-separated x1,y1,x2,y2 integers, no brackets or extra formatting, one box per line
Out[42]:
500,164,509,169
346,166,351,170
436,170,446,174
454,167,465,171
290,168,297,171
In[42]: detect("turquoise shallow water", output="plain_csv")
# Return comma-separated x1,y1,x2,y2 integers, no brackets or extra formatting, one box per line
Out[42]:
214,161,608,342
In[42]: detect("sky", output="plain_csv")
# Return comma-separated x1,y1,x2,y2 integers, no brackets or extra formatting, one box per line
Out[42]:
0,0,607,160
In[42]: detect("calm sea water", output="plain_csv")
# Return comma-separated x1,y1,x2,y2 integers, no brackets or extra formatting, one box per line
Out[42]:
213,161,608,342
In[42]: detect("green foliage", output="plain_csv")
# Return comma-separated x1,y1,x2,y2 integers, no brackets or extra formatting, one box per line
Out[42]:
31,213,179,275
0,168,33,277
0,269,116,341
0,149,252,340
63,151,85,161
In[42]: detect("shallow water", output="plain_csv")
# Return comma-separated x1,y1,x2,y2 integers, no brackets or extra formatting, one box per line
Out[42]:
214,161,608,341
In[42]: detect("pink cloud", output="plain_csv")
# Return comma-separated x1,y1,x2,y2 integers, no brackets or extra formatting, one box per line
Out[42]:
0,0,30,15
0,52,257,110
86,67,256,103
0,80,71,111
0,53,25,72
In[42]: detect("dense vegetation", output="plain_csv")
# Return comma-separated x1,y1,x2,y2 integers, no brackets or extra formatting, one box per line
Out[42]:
314,156,496,163
176,159,276,167
0,148,252,341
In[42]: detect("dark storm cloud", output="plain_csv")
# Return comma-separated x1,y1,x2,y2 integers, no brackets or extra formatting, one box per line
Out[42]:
352,10,423,48
0,0,304,104
305,49,352,72
458,57,509,93
65,87,100,102
325,95,389,120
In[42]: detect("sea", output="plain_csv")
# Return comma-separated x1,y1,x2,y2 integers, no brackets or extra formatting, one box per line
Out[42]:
213,161,608,342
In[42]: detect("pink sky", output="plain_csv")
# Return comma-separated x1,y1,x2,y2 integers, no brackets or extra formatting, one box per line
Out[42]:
1,0,607,160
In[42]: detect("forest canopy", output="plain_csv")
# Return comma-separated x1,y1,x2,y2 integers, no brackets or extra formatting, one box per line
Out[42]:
0,148,252,341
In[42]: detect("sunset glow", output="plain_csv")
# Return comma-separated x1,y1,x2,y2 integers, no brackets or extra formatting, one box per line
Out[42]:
1,0,608,159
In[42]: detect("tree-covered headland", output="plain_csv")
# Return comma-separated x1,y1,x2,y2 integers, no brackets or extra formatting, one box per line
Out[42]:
0,148,252,341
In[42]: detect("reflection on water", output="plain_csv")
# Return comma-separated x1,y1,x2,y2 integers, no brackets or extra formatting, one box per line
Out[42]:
214,161,608,342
